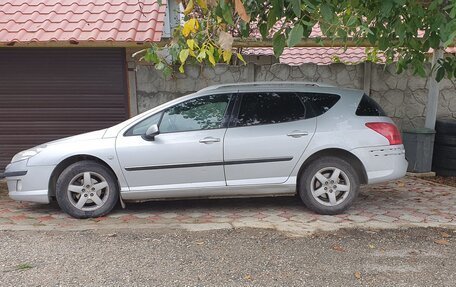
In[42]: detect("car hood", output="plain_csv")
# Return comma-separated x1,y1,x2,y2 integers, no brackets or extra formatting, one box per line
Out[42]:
45,129,107,147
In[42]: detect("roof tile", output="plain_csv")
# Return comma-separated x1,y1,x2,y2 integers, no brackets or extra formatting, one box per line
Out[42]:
0,0,166,44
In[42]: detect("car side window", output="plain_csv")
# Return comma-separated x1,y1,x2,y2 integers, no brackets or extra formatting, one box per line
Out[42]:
300,93,340,117
356,94,386,116
124,112,163,136
234,92,306,127
160,94,231,133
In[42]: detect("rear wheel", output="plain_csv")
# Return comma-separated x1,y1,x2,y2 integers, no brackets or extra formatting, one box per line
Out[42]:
56,161,119,218
299,157,359,215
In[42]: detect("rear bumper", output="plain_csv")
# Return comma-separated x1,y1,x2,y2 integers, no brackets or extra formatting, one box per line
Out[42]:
351,145,408,184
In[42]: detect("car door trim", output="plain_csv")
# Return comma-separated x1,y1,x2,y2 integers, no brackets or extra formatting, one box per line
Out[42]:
124,156,293,171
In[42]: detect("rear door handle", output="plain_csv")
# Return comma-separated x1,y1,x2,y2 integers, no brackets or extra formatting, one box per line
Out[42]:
199,137,221,144
287,131,309,138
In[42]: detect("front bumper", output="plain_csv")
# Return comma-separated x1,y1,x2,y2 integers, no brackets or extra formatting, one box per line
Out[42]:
351,145,408,184
9,189,50,203
4,160,54,204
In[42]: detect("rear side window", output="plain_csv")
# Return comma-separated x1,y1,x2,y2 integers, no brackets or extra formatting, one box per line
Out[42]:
302,93,340,117
356,94,386,116
234,92,306,127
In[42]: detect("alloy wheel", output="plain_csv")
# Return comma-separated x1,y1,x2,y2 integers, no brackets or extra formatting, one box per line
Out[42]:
310,167,350,207
67,171,110,211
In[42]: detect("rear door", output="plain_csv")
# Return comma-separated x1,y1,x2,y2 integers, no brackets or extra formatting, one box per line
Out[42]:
223,91,316,185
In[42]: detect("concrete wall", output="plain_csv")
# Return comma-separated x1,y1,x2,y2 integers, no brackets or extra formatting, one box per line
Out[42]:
133,62,456,130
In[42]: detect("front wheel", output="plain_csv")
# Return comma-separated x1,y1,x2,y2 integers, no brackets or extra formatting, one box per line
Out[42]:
298,157,360,215
56,161,119,218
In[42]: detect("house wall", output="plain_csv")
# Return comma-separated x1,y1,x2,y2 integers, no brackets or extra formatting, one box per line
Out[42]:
133,62,456,130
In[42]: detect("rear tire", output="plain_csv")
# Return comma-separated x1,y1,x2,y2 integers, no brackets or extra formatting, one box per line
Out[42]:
435,119,456,134
56,160,119,219
435,134,456,147
298,157,360,215
433,144,456,159
432,166,456,177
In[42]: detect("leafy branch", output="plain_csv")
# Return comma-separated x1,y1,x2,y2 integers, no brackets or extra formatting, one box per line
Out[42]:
138,0,456,81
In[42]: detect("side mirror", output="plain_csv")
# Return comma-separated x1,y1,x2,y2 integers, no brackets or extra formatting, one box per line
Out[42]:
143,124,160,141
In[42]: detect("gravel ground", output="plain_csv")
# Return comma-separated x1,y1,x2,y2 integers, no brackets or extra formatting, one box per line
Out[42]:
0,227,455,286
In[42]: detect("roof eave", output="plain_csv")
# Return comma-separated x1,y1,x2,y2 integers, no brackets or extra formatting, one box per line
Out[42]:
0,40,170,48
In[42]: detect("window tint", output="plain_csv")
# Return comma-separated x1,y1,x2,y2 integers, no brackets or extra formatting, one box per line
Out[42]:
304,93,340,116
356,94,386,116
125,112,162,136
235,92,306,127
160,94,231,133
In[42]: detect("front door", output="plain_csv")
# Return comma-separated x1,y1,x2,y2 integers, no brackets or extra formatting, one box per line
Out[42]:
116,93,233,196
224,92,316,185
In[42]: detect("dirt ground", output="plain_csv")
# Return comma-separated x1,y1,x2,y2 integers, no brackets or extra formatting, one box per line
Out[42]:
424,176,456,188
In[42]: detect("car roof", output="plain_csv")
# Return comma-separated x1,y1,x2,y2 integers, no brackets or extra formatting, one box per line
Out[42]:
198,81,360,95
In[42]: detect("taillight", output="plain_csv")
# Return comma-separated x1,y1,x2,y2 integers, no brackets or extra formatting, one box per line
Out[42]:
365,122,402,145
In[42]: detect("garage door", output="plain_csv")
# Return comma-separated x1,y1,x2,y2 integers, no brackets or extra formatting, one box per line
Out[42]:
0,48,129,171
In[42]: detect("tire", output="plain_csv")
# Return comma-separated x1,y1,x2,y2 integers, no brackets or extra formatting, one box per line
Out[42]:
435,133,456,147
432,154,456,169
298,157,360,215
433,144,456,159
435,119,456,134
433,166,456,177
56,160,119,219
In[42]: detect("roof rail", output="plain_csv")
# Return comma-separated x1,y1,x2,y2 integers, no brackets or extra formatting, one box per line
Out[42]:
199,81,334,92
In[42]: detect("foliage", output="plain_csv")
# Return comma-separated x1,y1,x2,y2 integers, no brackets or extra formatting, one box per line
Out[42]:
138,0,456,81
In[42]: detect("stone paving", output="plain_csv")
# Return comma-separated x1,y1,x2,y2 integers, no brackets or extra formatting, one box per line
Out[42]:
0,177,455,236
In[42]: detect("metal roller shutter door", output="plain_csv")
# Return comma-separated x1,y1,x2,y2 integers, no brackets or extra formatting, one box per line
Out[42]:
0,48,129,171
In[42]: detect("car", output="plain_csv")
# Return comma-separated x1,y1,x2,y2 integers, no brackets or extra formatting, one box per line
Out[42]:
1,82,408,218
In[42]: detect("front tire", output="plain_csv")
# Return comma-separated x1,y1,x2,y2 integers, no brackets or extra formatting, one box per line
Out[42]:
298,157,360,215
56,160,119,218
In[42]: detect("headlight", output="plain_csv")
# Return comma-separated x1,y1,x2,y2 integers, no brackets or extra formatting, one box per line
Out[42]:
11,145,47,163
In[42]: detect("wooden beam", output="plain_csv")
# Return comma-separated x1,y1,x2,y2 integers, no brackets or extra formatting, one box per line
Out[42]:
2,38,455,49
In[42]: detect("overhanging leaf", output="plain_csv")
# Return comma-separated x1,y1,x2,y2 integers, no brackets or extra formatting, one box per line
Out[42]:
234,0,250,22
290,0,301,17
218,31,234,50
273,32,286,58
183,0,194,15
222,50,232,63
196,0,207,10
236,53,246,64
287,24,304,47
320,3,333,21
206,49,216,65
179,49,190,64
222,3,234,25
436,66,445,82
259,23,268,39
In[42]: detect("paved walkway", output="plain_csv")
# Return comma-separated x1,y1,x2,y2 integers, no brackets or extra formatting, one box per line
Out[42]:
0,177,455,236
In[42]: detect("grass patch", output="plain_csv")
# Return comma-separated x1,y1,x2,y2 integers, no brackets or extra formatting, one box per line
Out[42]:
15,263,33,271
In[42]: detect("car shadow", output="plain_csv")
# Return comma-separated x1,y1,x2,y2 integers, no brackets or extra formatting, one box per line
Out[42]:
7,186,408,217
118,195,304,214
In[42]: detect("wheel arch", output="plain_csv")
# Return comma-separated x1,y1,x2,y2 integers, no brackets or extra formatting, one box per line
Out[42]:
48,154,120,198
296,148,368,189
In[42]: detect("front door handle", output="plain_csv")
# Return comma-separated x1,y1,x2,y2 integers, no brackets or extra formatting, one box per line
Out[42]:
287,131,309,138
199,137,221,144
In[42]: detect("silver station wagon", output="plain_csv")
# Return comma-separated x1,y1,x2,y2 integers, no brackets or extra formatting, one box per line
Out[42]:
3,82,408,218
